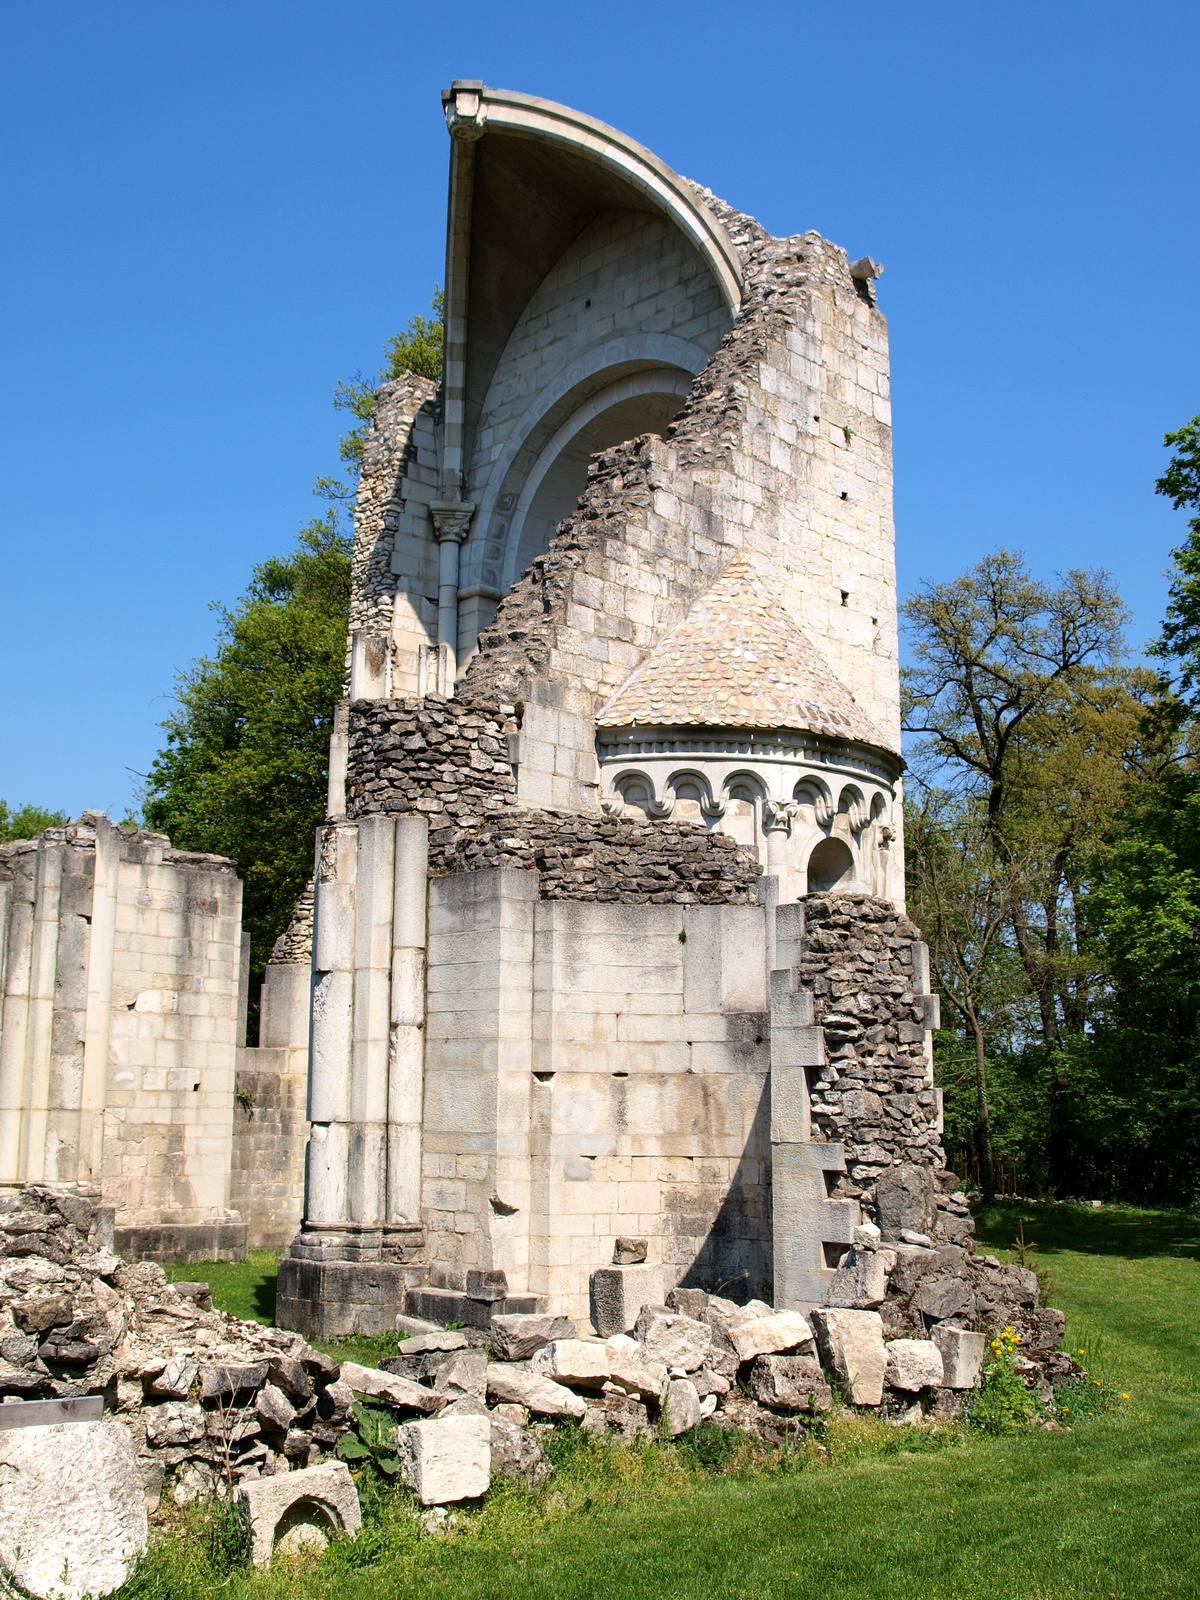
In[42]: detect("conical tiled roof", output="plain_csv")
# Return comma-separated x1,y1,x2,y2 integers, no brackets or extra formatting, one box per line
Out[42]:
596,556,888,746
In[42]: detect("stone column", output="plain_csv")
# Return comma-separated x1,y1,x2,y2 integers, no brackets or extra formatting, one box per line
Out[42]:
763,800,796,899
278,814,430,1338
430,502,475,686
387,816,428,1226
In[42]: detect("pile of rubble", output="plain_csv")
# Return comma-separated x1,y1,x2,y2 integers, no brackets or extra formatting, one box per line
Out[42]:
0,1187,364,1505
1,1181,1084,1518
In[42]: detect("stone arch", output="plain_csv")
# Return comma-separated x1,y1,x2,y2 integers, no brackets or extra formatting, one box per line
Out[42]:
663,768,722,827
806,835,856,893
609,770,654,820
837,783,870,835
793,776,835,828
461,332,712,596
501,367,695,587
720,771,766,849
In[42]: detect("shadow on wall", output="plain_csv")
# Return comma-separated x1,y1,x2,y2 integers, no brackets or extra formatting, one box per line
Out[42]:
676,1077,772,1303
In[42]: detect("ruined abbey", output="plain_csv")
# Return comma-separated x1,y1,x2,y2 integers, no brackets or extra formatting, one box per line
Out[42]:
0,84,947,1336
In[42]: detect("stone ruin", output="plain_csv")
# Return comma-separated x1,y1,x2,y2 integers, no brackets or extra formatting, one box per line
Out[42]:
1,82,1081,1458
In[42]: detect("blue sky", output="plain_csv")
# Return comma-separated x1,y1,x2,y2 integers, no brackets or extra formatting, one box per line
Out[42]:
1,1,1197,818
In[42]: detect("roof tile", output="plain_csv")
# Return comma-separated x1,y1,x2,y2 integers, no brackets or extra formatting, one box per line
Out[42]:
596,556,887,747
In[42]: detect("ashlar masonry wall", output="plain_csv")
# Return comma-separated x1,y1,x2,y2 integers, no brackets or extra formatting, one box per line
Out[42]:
421,874,772,1322
0,815,247,1259
462,223,901,818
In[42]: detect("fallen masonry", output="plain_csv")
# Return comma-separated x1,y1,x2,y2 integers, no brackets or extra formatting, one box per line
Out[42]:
0,1178,1093,1584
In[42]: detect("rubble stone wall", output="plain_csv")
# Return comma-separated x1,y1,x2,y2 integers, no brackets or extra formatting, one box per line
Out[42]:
347,373,440,697
799,894,944,1189
346,698,761,906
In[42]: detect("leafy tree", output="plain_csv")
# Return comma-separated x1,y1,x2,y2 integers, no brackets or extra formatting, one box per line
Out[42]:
1150,413,1200,704
317,290,444,500
902,550,1129,1050
0,801,68,844
906,791,1024,1200
1067,414,1200,1202
142,515,351,992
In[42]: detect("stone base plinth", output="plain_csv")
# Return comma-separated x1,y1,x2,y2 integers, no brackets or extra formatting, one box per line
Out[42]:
406,1285,544,1330
114,1220,248,1264
276,1257,427,1339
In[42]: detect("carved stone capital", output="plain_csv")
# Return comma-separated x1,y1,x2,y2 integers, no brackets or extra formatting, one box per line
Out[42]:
444,82,488,142
430,501,477,544
763,799,798,834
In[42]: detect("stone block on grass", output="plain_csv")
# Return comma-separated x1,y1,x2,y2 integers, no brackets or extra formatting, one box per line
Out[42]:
0,1418,148,1600
488,1313,577,1362
485,1362,587,1418
633,1305,712,1371
727,1310,814,1363
589,1264,661,1336
238,1460,360,1568
884,1338,945,1392
810,1308,887,1406
931,1326,986,1389
531,1338,611,1389
396,1413,491,1505
663,1378,702,1436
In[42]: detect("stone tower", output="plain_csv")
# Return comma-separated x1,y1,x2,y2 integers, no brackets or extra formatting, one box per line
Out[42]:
277,85,940,1338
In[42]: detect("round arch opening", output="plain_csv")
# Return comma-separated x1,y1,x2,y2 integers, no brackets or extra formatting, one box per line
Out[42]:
806,836,855,893
510,383,690,580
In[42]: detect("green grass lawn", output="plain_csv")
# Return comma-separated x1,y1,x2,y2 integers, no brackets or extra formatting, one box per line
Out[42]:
142,1203,1200,1600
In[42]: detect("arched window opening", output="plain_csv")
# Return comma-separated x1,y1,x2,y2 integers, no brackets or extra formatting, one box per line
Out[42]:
806,836,855,893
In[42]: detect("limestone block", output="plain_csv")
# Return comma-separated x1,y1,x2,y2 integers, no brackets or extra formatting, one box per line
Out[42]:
875,1164,938,1237
826,1246,896,1309
340,1361,444,1413
397,1330,468,1355
438,1395,489,1420
632,1306,712,1372
489,1313,577,1362
316,1380,355,1423
395,1413,491,1505
589,1263,662,1336
884,1339,945,1392
0,1419,148,1600
144,1402,205,1447
932,1326,986,1389
531,1338,611,1389
146,1355,198,1399
665,1288,709,1321
910,1276,976,1323
604,1334,668,1400
237,1460,361,1568
255,1382,296,1434
727,1311,814,1364
486,1362,587,1417
395,1315,442,1336
748,1354,833,1412
492,1403,529,1425
431,1348,488,1399
810,1309,888,1406
490,1416,553,1486
663,1378,702,1436
887,1245,940,1297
